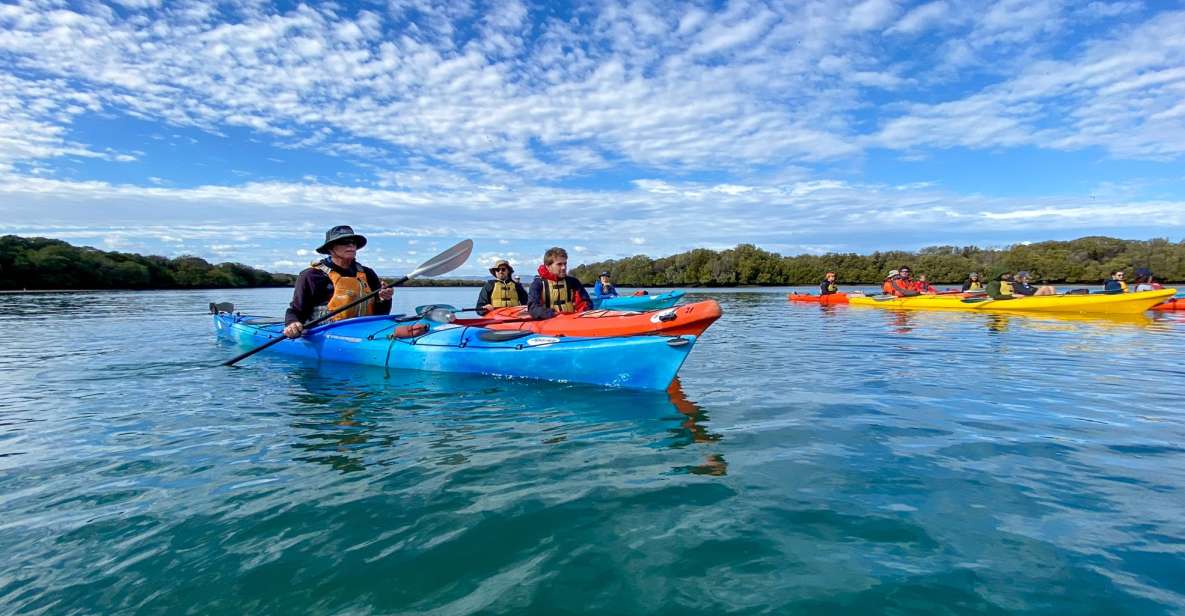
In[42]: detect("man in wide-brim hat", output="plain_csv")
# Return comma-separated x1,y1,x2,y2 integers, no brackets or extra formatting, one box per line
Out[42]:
476,258,528,315
284,225,394,338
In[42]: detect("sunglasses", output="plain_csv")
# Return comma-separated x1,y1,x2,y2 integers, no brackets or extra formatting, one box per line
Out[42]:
495,267,510,272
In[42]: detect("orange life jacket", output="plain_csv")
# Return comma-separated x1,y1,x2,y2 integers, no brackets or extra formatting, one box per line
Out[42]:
311,260,375,322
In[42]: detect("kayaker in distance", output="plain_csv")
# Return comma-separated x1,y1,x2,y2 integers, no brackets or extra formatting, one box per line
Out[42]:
987,271,1015,299
527,246,592,319
886,266,921,297
1132,268,1163,292
915,273,936,294
962,272,984,291
881,269,899,295
283,225,394,338
820,271,839,295
593,271,618,300
1103,270,1128,294
1011,271,1057,296
475,259,528,316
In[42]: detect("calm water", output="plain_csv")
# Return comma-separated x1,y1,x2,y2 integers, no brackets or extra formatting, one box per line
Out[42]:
2,287,1184,614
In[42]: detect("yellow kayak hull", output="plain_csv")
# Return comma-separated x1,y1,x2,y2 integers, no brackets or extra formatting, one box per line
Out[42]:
848,288,1178,315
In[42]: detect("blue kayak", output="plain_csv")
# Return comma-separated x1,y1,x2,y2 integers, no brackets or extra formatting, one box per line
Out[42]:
213,312,696,390
592,290,685,311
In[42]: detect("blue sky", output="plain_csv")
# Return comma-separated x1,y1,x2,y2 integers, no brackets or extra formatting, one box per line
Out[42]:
1,0,1183,276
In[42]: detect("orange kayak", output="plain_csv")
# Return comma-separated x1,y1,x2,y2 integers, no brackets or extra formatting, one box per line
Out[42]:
788,292,848,305
1151,298,1185,311
455,300,723,337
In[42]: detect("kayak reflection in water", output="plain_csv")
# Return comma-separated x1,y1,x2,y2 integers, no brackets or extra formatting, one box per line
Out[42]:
283,225,394,339
666,380,727,476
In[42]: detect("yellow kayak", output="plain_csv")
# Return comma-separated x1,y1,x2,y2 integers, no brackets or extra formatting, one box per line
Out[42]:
848,288,1177,315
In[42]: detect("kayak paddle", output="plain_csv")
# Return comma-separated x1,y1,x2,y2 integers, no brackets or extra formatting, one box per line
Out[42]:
222,238,474,367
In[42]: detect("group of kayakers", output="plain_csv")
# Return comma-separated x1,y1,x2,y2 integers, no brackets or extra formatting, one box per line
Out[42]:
284,226,611,338
814,265,1167,301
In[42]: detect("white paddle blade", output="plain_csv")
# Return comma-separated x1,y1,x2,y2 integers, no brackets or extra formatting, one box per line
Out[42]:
407,239,473,279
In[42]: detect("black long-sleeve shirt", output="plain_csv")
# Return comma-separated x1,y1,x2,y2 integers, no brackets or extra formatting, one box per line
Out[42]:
284,259,392,325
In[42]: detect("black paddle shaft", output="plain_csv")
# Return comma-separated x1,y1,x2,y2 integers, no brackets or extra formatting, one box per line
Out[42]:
221,281,402,367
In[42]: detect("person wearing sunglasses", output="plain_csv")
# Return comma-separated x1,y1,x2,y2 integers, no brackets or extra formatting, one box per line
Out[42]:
886,266,921,297
476,259,528,315
284,225,394,338
1103,270,1128,294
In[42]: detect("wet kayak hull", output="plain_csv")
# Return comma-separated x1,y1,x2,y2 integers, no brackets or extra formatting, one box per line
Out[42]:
788,292,849,305
213,313,696,390
1150,298,1185,311
459,300,722,337
848,289,1177,315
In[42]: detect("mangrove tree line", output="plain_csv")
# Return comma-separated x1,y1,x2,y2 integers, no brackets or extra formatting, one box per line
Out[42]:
570,237,1185,286
0,235,296,290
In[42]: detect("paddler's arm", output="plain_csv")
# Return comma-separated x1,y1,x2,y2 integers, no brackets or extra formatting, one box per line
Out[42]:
526,278,554,319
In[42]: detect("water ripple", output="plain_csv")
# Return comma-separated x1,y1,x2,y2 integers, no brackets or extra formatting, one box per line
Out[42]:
0,287,1182,614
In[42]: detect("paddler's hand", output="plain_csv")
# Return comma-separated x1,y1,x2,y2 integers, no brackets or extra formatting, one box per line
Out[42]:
283,322,304,338
378,282,394,301
482,304,494,312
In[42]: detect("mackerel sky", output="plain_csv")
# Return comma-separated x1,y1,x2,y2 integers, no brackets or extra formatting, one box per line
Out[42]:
1,0,1184,275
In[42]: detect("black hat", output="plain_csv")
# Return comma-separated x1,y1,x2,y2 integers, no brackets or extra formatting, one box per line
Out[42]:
600,271,611,277
316,225,368,254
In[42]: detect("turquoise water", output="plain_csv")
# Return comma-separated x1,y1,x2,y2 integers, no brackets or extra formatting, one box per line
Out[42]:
2,287,1184,614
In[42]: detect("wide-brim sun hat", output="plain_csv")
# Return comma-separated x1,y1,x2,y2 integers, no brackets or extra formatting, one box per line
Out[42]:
489,259,514,276
886,269,899,279
316,225,368,254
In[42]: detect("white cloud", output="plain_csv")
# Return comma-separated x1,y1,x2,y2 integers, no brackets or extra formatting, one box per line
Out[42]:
886,1,950,35
848,0,899,31
2,175,1180,271
873,9,1185,158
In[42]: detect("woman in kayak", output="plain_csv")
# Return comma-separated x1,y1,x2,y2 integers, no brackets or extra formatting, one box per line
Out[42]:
527,247,592,319
283,225,394,338
476,259,529,315
593,271,619,300
820,271,839,295
962,272,984,291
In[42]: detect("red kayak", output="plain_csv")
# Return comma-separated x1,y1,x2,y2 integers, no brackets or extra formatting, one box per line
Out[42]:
1151,298,1185,311
455,300,722,337
788,292,849,305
